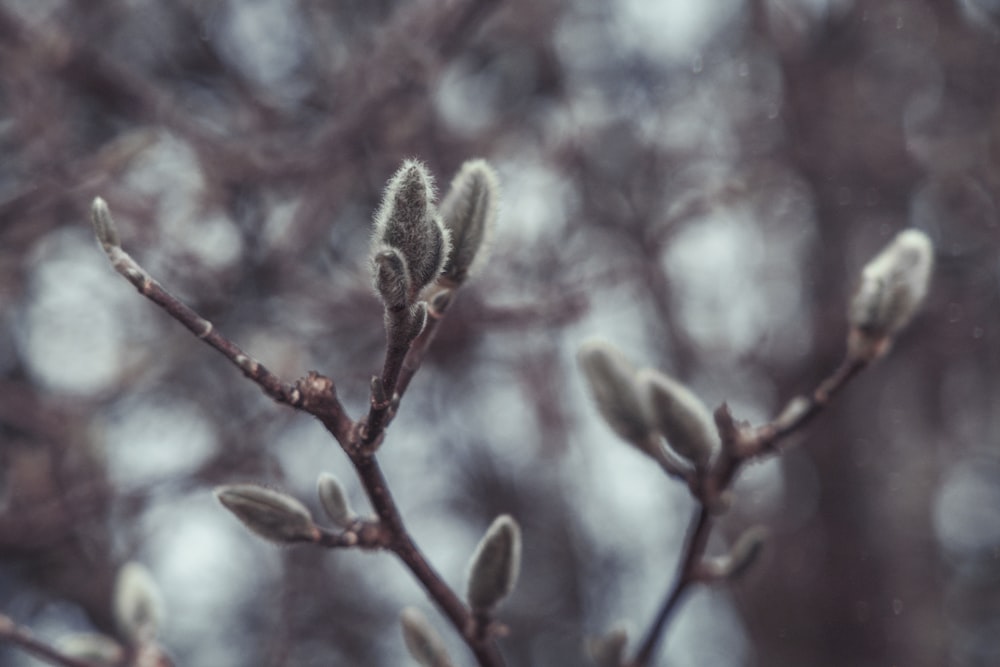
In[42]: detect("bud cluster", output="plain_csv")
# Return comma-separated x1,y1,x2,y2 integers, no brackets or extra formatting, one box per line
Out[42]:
577,340,719,472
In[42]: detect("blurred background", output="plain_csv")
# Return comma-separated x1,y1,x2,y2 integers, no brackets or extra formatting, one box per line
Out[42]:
1,0,999,665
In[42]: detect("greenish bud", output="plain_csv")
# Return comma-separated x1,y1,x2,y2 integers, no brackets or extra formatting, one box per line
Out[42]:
373,161,451,302
113,562,163,645
637,368,718,469
577,340,656,454
466,514,522,612
374,247,412,310
317,472,355,528
848,229,934,359
439,159,499,286
586,626,628,667
90,197,121,249
215,484,319,544
400,607,456,667
58,633,124,666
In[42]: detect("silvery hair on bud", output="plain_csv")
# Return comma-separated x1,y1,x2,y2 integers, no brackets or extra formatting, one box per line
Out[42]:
637,368,719,469
113,562,164,646
371,160,451,300
215,484,317,544
849,229,934,339
400,607,456,667
577,340,655,454
466,514,522,612
438,159,499,286
317,472,355,528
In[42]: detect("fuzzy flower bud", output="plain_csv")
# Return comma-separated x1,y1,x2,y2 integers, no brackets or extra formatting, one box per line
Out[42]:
400,607,456,667
113,562,163,646
317,472,355,528
586,626,628,667
637,368,718,469
848,229,934,359
90,197,121,249
215,484,319,544
466,514,522,612
439,159,499,286
578,341,657,455
372,161,451,304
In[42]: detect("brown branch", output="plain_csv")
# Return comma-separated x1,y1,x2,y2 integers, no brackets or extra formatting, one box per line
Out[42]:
0,615,101,667
351,454,507,667
628,352,870,667
91,199,504,667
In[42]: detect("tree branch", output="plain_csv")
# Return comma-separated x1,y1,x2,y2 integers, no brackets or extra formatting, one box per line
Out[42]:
0,615,100,667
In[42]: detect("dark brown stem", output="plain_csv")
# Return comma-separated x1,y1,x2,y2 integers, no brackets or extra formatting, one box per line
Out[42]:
628,506,712,667
0,615,101,667
351,454,506,667
101,245,303,408
394,292,451,399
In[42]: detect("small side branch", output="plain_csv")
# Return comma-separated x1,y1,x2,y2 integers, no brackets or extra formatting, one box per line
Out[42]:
0,615,99,667
628,352,870,667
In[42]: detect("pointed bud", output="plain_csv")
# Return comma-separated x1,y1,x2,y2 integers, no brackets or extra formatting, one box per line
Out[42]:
90,197,121,249
439,159,499,286
703,526,768,581
637,368,718,469
400,607,456,667
586,626,628,667
58,633,124,666
848,229,934,359
215,484,319,544
113,562,163,645
374,247,412,310
577,341,656,454
466,515,522,612
317,472,355,528
373,161,451,301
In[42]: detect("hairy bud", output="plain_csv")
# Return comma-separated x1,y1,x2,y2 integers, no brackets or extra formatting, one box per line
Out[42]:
373,247,412,310
90,197,121,249
113,562,163,646
586,626,628,667
848,229,934,359
702,526,768,581
637,368,718,469
215,484,319,544
466,515,522,612
577,341,657,456
439,159,499,286
400,607,456,667
58,634,124,666
317,472,355,528
372,160,451,303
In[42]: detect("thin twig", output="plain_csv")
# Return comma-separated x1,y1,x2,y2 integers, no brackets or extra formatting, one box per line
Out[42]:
627,506,711,667
351,454,507,667
0,615,100,667
628,352,870,667
91,199,505,667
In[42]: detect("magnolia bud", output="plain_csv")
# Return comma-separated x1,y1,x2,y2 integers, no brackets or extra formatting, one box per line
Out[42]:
439,159,499,286
317,472,356,528
58,633,124,666
90,197,121,249
113,562,163,645
400,607,455,667
372,161,451,302
577,341,655,454
637,368,718,469
586,626,628,667
466,515,522,612
373,247,412,310
848,229,934,359
702,526,768,581
215,484,319,544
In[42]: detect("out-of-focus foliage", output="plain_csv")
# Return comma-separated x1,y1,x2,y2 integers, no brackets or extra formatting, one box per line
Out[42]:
1,1,998,666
